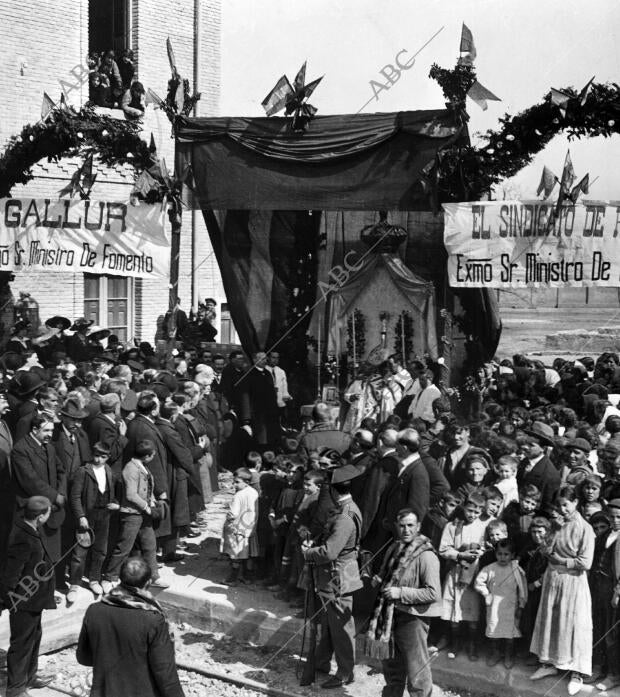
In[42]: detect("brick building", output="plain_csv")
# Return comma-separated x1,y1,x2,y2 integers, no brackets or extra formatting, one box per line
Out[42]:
0,0,236,345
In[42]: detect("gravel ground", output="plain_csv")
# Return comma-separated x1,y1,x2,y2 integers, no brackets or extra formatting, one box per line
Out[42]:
40,620,388,697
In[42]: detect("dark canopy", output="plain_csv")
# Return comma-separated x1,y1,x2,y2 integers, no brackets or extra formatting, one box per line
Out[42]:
176,110,461,210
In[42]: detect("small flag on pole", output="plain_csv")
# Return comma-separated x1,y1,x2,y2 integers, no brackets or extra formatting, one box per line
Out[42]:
261,75,294,116
466,80,501,111
550,88,571,118
458,23,477,65
166,37,180,81
41,92,56,120
559,150,576,193
537,166,557,198
578,76,595,107
568,173,589,203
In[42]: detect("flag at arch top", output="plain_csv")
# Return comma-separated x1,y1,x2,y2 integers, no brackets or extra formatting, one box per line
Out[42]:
458,23,476,66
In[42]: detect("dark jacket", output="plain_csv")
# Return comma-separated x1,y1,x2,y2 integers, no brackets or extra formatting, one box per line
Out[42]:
11,434,66,529
239,367,280,444
0,518,55,612
420,451,450,505
70,463,116,519
77,592,185,697
220,364,245,411
385,454,431,528
517,454,561,508
156,418,194,529
88,412,127,479
52,424,92,482
359,452,398,546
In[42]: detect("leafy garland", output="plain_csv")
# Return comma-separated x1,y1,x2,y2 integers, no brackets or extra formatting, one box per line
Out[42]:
428,63,620,202
0,105,155,199
346,309,366,375
393,310,413,362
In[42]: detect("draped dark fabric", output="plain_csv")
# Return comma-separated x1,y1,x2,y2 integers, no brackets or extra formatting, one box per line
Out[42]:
177,110,461,210
202,210,321,357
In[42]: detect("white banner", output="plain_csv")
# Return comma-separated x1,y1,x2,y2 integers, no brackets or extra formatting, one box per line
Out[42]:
443,200,620,287
0,198,169,278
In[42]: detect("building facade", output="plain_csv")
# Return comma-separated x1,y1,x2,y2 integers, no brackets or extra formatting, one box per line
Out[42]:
0,0,235,345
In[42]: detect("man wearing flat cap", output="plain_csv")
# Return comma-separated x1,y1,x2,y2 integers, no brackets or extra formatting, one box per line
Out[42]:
301,464,363,689
562,438,594,485
0,495,56,697
517,421,561,508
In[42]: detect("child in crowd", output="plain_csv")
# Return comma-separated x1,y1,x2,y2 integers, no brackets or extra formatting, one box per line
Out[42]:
530,485,595,695
478,519,509,569
68,442,119,601
245,451,262,492
492,455,520,514
474,539,527,669
502,484,541,555
222,468,259,585
439,492,487,660
421,490,461,555
480,486,503,527
589,505,620,691
518,516,551,662
577,474,603,521
268,465,304,597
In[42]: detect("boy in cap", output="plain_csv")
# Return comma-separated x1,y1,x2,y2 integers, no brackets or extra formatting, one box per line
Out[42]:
68,443,120,601
301,464,363,688
0,496,56,696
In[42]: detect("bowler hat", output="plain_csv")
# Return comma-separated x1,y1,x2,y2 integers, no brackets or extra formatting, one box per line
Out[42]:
25,495,51,516
14,371,47,396
70,317,94,331
45,316,71,331
523,421,555,446
331,464,364,485
567,438,591,453
60,399,88,419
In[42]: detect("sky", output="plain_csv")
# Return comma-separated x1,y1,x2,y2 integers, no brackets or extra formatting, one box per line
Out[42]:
220,0,620,200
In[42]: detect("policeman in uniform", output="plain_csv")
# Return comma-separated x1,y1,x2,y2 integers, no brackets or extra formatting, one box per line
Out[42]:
302,464,363,689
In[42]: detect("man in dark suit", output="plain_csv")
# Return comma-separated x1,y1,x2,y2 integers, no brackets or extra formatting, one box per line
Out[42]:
0,496,56,697
385,429,431,532
239,351,280,447
77,557,185,697
344,429,377,510
517,421,561,508
52,399,92,589
359,428,399,564
156,404,195,562
11,414,66,567
220,350,246,412
88,393,127,484
0,387,14,561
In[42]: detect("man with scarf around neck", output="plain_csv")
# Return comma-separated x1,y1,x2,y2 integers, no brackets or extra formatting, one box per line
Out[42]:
77,556,185,697
301,464,363,689
365,508,442,697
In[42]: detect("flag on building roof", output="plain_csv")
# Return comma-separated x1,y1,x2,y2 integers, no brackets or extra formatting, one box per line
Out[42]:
537,166,557,198
262,75,294,116
466,80,501,110
458,23,477,65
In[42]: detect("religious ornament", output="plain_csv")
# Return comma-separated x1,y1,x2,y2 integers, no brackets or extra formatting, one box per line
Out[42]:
346,309,365,377
393,311,413,364
367,312,391,367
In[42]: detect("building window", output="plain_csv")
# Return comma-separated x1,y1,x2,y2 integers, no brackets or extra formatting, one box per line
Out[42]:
84,274,133,342
220,303,238,345
89,0,130,54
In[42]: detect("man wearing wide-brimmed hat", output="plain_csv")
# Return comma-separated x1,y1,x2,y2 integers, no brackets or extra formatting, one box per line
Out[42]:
517,421,561,508
301,464,363,688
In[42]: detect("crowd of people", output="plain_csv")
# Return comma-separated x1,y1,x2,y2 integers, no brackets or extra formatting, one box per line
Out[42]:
218,350,620,696
1,308,620,696
87,49,146,120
